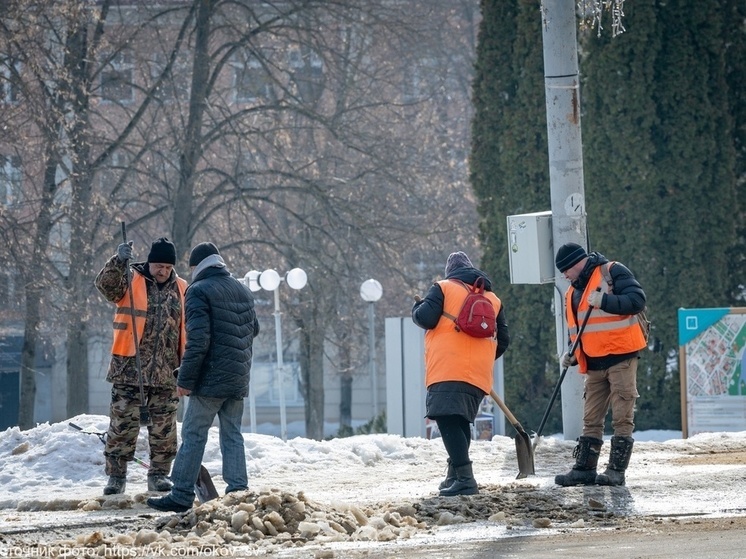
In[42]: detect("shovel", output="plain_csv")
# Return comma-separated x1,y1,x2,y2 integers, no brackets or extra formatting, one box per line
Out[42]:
120,221,152,427
531,287,600,451
489,390,535,479
70,422,219,504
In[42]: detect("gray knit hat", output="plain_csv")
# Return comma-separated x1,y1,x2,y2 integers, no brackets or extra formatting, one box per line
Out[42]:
444,251,473,276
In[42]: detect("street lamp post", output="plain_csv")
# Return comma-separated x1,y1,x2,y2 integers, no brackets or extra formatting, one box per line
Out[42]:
245,267,307,441
360,279,383,418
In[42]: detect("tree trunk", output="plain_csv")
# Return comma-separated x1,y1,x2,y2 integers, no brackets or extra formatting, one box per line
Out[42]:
172,0,213,257
299,309,326,441
18,153,59,429
339,374,352,433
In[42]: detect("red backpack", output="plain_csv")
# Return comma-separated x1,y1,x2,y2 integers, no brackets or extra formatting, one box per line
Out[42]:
442,278,497,339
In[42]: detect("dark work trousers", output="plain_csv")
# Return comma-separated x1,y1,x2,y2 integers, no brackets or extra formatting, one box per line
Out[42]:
435,415,472,468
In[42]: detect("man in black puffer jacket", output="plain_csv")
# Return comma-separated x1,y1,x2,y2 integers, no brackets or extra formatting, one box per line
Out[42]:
148,242,259,513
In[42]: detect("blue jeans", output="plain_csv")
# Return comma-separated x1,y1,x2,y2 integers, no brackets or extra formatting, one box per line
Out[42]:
170,395,247,506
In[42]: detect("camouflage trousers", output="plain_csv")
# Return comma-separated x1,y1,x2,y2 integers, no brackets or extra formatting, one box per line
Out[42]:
104,384,178,477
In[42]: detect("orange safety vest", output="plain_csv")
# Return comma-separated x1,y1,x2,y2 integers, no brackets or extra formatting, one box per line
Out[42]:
424,279,501,393
565,266,647,373
111,272,188,358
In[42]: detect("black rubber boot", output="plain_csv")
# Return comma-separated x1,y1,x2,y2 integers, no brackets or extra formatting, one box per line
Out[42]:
439,462,478,496
438,459,456,491
596,436,634,486
148,474,173,492
555,436,603,487
103,476,126,495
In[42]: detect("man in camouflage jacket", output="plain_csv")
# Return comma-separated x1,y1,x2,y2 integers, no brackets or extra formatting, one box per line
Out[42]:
95,237,187,495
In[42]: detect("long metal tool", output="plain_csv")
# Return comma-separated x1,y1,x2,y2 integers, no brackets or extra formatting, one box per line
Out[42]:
121,221,152,427
532,287,600,451
489,390,534,479
69,422,219,503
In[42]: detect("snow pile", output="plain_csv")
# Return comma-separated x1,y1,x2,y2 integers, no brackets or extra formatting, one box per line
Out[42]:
3,414,746,556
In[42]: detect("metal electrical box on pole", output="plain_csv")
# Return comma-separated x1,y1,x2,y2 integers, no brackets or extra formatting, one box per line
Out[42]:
541,0,588,440
507,211,555,285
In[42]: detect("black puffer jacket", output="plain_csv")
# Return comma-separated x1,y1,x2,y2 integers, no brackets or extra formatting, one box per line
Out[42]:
569,252,646,316
177,264,260,399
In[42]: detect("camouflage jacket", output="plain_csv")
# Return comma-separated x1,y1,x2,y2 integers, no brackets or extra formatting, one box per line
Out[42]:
95,255,185,388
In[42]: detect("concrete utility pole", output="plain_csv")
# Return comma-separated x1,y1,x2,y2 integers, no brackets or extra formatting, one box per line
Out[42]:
541,0,588,440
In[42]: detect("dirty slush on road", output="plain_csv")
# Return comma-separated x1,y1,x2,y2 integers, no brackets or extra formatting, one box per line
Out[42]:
0,476,730,557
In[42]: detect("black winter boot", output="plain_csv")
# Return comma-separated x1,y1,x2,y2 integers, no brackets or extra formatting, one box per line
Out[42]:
148,474,173,492
555,436,603,487
439,462,479,496
438,459,456,490
596,436,634,486
103,476,126,495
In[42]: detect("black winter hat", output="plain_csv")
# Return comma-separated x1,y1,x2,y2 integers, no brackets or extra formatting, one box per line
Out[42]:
189,242,220,267
444,251,473,276
555,242,587,272
147,237,177,265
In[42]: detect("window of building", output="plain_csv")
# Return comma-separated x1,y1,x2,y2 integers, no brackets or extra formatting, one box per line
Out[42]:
101,50,134,104
0,58,21,104
100,151,131,191
149,51,191,102
0,155,23,206
232,52,273,104
288,46,324,103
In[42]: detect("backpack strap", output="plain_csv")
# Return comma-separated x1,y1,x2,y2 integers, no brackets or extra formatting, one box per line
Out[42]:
441,278,482,323
599,261,615,292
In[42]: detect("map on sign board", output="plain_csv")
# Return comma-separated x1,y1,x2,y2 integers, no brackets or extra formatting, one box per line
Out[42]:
679,308,746,437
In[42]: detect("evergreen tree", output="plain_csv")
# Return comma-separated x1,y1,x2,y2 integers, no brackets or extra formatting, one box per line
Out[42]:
471,0,559,433
580,0,680,429
473,0,743,434
724,0,746,302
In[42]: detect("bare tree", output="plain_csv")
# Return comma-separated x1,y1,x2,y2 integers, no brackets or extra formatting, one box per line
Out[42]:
1,0,481,436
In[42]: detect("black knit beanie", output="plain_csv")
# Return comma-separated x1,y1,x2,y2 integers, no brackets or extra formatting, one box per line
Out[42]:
555,242,587,272
444,251,473,276
189,242,220,267
147,237,177,264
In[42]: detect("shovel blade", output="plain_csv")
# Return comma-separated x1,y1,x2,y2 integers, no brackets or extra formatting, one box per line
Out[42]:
194,465,219,503
514,429,535,479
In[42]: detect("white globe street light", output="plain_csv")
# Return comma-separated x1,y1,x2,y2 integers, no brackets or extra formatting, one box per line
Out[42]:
246,267,307,441
244,270,261,292
360,279,383,418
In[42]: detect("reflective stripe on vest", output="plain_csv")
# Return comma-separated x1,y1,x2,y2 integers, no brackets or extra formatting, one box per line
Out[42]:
566,266,646,373
423,279,501,394
111,272,188,357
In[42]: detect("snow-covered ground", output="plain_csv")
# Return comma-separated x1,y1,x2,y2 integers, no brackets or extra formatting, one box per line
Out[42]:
1,415,745,558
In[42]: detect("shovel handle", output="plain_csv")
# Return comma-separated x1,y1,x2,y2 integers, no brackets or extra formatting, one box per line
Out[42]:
490,390,522,428
533,287,601,445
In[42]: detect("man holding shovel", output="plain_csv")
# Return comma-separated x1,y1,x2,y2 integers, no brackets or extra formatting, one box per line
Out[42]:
95,237,188,495
553,243,647,487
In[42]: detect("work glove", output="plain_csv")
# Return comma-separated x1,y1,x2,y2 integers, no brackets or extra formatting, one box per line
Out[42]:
117,241,133,262
561,351,578,369
587,290,604,308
